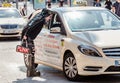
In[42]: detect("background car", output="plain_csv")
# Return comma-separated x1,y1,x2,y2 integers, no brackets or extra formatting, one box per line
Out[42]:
0,7,27,38
24,7,120,81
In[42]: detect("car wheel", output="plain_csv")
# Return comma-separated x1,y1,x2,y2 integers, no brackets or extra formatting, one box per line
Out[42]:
24,54,38,68
63,52,79,81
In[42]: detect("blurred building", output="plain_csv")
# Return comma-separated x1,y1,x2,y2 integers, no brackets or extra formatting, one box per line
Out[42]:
51,0,116,6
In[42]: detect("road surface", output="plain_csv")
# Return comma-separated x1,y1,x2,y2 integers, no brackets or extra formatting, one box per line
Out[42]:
1,38,120,83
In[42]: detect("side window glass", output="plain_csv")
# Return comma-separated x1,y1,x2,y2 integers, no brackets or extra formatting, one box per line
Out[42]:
101,12,112,27
50,14,66,35
52,14,61,28
54,14,61,24
49,14,61,33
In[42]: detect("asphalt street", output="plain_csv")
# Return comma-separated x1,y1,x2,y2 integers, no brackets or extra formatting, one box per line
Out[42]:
1,38,120,83
0,38,69,83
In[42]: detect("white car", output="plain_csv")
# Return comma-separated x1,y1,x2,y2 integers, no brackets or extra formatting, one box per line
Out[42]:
24,7,120,81
0,7,26,38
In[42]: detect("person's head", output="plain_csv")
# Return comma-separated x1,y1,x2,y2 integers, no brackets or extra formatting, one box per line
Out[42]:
41,8,52,17
96,0,100,2
41,8,53,22
24,4,26,8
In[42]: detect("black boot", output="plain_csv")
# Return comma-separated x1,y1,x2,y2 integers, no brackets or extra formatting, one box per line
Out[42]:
27,53,40,77
27,69,40,77
33,70,41,76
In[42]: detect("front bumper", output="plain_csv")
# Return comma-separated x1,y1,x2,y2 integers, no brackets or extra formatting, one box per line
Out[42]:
76,53,120,76
0,29,22,38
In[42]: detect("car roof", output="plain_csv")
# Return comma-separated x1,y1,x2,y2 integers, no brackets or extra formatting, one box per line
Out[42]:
50,7,107,13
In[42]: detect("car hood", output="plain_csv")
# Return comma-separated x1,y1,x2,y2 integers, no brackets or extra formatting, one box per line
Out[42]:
0,18,26,25
73,30,120,48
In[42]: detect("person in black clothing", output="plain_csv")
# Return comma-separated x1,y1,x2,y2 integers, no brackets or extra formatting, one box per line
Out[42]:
112,0,120,17
59,0,64,7
21,8,53,77
105,0,112,10
46,0,51,8
20,4,27,16
22,8,52,40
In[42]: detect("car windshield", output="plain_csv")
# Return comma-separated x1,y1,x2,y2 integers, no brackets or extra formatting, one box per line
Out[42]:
0,9,21,18
63,10,120,32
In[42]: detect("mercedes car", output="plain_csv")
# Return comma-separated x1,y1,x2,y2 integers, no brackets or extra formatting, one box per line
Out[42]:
0,7,27,38
24,7,120,81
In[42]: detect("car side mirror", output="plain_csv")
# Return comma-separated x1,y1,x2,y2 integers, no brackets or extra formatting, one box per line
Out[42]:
50,27,61,33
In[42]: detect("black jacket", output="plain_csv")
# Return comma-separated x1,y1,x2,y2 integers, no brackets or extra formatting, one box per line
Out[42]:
21,8,51,40
21,13,45,40
25,19,45,40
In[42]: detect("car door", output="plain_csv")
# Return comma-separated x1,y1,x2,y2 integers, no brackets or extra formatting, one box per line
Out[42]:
34,21,50,62
43,13,67,67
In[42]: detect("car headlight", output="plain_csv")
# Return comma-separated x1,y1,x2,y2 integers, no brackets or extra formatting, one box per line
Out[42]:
78,45,102,57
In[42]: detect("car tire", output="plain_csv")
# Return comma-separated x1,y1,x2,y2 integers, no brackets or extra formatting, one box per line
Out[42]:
24,53,38,68
63,52,79,81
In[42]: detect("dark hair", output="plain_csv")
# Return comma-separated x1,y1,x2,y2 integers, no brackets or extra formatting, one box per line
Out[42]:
41,8,52,17
24,4,26,7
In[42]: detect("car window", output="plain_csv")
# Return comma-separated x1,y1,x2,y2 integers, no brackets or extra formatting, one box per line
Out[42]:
50,13,66,35
63,10,120,32
0,9,21,18
51,14,61,27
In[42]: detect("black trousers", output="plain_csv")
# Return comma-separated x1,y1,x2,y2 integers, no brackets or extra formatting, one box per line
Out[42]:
22,37,35,69
27,37,34,54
